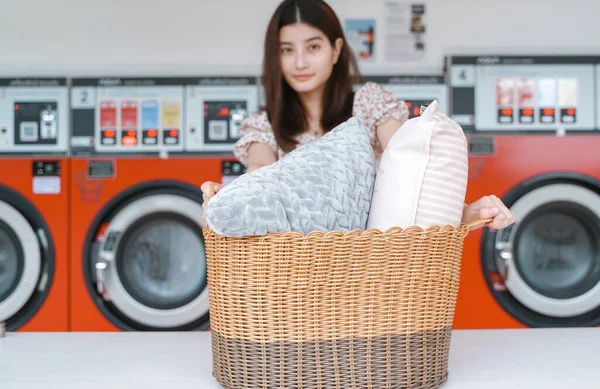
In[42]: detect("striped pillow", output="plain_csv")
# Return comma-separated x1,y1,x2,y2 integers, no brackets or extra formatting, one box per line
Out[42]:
366,100,468,230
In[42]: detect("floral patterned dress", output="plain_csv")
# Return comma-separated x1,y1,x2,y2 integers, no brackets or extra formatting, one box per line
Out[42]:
232,82,409,167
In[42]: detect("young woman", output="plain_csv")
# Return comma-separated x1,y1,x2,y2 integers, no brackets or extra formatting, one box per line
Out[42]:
201,0,514,231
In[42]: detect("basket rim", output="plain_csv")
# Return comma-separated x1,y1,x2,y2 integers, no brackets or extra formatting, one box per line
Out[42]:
202,183,492,239
202,217,493,240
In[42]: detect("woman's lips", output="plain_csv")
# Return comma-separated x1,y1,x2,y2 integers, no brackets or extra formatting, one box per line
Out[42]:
293,74,314,82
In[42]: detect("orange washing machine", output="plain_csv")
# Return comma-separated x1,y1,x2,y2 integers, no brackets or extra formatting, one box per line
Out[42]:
447,54,600,328
0,78,70,331
69,76,254,331
359,75,449,117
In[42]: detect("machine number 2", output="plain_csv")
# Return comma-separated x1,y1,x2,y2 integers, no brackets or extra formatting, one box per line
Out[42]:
72,87,96,109
80,90,89,104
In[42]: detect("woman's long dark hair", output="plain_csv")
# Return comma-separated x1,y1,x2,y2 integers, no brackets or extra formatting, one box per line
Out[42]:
262,0,363,153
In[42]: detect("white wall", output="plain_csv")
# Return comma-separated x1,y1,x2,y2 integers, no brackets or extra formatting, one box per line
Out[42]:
1,0,599,77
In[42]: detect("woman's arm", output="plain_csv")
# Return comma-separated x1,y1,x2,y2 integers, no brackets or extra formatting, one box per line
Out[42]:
375,118,403,151
351,82,407,152
245,142,278,172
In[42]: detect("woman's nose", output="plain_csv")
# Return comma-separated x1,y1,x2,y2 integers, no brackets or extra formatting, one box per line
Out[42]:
295,51,308,69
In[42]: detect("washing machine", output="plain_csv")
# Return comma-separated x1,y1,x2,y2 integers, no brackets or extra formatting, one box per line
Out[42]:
0,77,70,331
69,76,255,331
447,54,600,328
360,75,448,117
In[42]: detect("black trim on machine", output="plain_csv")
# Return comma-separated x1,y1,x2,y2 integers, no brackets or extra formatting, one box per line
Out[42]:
0,78,67,87
362,75,446,85
449,55,600,65
71,77,257,87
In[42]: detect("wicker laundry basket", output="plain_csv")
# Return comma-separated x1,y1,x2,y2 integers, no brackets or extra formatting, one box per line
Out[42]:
202,186,490,389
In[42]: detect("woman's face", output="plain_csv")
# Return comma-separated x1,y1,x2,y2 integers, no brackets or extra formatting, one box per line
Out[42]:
278,22,343,96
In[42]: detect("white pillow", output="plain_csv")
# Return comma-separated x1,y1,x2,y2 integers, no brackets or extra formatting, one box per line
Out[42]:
367,100,468,230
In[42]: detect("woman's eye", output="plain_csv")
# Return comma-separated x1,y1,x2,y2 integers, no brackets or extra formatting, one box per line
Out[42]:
308,45,320,51
280,47,292,54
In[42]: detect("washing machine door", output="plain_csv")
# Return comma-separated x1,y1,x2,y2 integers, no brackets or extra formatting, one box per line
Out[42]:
95,193,208,330
484,181,600,326
0,191,52,330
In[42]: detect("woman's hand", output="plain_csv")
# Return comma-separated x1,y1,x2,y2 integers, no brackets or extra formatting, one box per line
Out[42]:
200,181,224,210
462,195,514,231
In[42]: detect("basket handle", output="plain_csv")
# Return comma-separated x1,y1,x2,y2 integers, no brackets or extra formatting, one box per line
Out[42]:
203,183,218,230
464,217,494,230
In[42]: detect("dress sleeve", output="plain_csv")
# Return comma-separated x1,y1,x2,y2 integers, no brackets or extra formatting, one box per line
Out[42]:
232,111,278,167
352,81,410,147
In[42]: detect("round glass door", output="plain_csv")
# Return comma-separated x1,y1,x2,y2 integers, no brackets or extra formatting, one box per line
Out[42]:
117,213,206,311
0,200,41,323
487,183,600,325
0,223,24,303
512,204,600,303
96,193,209,329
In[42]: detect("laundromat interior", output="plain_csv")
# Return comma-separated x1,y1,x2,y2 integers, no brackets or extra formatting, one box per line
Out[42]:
1,0,599,387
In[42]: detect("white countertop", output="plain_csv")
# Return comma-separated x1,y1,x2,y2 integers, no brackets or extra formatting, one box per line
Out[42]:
1,328,598,389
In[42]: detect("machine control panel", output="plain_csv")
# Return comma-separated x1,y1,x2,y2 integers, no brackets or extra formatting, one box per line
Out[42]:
0,78,69,155
203,100,247,143
362,75,448,117
447,55,600,132
185,77,258,153
221,160,246,185
32,160,62,176
71,77,186,156
70,76,259,156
